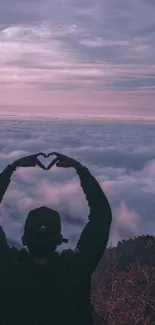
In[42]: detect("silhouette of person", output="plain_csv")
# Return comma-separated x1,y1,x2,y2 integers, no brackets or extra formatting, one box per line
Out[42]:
0,152,112,325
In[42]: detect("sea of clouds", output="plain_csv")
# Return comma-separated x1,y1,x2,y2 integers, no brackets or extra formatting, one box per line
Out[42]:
0,117,155,252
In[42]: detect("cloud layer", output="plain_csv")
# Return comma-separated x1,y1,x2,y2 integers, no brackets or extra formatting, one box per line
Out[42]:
0,0,155,118
0,118,155,251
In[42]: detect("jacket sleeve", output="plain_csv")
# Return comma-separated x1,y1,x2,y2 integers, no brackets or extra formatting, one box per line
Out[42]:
0,164,16,204
73,166,112,276
0,226,13,269
0,165,17,274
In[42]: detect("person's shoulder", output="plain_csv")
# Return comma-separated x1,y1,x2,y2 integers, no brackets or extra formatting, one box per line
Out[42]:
60,249,77,263
10,246,20,258
59,249,80,269
60,249,74,258
10,247,30,264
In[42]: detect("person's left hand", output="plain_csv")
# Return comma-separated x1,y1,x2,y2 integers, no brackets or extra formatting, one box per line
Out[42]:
46,152,81,169
12,152,47,170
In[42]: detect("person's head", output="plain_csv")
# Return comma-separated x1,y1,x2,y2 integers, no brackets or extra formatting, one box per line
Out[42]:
21,206,68,258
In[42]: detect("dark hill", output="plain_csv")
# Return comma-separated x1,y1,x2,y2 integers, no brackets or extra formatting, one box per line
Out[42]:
91,234,155,325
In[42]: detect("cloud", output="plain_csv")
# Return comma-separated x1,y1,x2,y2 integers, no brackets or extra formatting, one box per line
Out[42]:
0,118,155,251
0,0,155,117
110,76,155,90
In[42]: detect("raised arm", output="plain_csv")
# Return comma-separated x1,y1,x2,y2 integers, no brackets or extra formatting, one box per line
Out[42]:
0,152,47,204
0,153,47,269
47,152,112,276
73,163,112,276
0,164,16,204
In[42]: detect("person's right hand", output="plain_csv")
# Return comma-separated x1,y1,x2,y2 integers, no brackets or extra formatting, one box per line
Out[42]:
46,152,81,169
12,152,47,170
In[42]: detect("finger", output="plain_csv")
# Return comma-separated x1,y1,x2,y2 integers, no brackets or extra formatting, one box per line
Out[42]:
47,158,59,170
36,158,47,170
56,161,68,168
56,161,63,167
47,152,62,158
35,152,47,158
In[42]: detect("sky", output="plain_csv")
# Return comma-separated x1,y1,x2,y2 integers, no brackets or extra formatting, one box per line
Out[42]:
0,0,155,121
1,118,155,251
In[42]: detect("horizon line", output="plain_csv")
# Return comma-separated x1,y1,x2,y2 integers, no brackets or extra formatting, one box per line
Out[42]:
1,113,155,124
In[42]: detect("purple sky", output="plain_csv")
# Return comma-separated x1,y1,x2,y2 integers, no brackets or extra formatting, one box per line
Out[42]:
0,0,155,120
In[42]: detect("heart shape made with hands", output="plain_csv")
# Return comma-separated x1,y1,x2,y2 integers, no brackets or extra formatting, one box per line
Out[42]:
38,153,58,170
